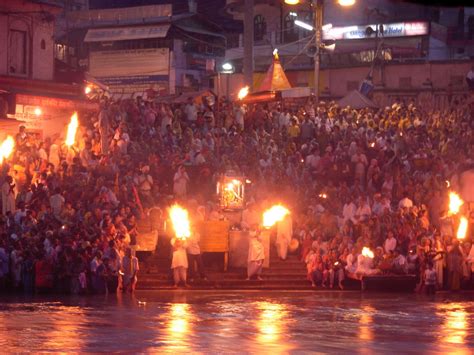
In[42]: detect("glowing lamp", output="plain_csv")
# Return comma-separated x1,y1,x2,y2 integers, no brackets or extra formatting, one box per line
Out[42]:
362,247,374,259
218,175,245,210
338,0,356,6
34,107,42,116
284,0,300,5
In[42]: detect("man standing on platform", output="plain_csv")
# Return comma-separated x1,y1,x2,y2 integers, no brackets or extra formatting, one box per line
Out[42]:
247,224,264,280
187,228,207,281
122,248,139,293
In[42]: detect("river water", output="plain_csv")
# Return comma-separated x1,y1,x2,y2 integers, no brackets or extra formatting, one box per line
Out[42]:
0,291,473,353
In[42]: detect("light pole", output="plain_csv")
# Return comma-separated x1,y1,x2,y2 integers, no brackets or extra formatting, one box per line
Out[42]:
285,0,355,102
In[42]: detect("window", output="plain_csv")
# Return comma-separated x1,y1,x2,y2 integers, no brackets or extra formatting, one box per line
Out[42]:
40,39,46,50
254,15,267,41
8,30,27,75
283,13,298,43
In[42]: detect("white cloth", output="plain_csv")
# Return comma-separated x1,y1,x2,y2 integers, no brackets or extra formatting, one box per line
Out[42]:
398,197,413,209
185,103,197,122
173,171,189,197
276,215,293,260
187,233,201,255
342,202,357,224
171,238,188,269
1,181,16,215
248,235,264,262
384,237,397,254
49,193,65,217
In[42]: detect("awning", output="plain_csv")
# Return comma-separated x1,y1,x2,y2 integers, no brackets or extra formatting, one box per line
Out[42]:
174,24,226,39
84,24,170,42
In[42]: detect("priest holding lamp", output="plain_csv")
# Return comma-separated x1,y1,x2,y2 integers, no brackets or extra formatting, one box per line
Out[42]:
247,224,265,281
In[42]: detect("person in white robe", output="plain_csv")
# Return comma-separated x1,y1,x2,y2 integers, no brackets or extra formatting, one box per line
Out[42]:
276,214,293,260
173,165,190,198
247,227,264,280
171,238,188,287
1,176,16,215
48,142,60,169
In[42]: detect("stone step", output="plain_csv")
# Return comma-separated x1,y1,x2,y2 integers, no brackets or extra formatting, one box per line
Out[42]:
137,280,314,290
139,273,308,282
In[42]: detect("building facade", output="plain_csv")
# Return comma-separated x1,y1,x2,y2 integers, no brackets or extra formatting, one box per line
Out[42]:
221,0,474,103
59,3,226,98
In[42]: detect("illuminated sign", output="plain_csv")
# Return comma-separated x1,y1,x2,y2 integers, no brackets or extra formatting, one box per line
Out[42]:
323,22,429,40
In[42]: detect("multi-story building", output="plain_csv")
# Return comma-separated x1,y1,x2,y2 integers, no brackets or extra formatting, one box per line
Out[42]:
0,0,94,138
58,2,226,97
222,0,473,107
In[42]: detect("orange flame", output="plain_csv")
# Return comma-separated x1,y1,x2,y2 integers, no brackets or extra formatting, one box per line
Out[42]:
448,192,463,216
238,86,249,100
169,204,191,240
263,205,290,228
0,136,15,164
457,217,468,240
65,112,79,147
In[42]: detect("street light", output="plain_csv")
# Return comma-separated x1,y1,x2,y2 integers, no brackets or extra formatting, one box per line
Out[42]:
285,0,356,102
222,62,234,72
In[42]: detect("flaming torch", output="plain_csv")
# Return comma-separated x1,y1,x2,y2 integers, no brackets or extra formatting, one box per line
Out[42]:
238,86,249,101
362,247,374,259
448,192,463,216
65,112,79,147
457,216,468,240
262,205,290,229
169,204,191,240
0,135,15,164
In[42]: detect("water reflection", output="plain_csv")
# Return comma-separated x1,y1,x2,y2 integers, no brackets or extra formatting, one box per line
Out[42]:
42,306,86,351
163,303,191,351
437,303,468,345
256,302,287,344
359,305,375,341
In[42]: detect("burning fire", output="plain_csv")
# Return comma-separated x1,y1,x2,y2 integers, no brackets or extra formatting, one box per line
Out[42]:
362,247,374,259
238,86,249,100
448,192,463,216
457,217,468,240
262,205,290,228
169,204,191,240
65,112,79,147
0,136,15,164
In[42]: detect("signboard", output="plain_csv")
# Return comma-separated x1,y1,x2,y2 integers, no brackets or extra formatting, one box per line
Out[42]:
198,220,230,253
323,21,429,41
15,94,98,110
89,48,169,96
84,25,170,42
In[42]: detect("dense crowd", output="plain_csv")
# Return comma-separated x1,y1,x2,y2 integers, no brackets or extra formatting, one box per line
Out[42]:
0,91,474,294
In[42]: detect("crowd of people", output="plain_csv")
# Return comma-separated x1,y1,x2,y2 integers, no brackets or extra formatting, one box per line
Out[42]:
0,90,473,295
